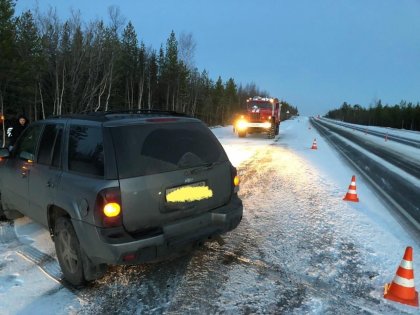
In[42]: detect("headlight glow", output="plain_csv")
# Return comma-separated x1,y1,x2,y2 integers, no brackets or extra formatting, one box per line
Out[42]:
262,122,271,129
236,120,248,131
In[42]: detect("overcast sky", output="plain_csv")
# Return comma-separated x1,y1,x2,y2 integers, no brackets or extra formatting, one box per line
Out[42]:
15,0,420,115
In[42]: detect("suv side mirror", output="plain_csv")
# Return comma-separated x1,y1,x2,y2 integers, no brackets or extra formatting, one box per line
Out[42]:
19,151,34,162
0,148,10,158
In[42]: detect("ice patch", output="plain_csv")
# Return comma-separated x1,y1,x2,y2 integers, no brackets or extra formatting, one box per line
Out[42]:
18,235,35,245
291,297,325,315
0,273,24,293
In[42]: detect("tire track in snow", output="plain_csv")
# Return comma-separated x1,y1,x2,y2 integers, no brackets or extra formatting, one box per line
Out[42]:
0,221,62,282
0,220,87,300
166,148,309,314
77,253,195,314
193,145,407,314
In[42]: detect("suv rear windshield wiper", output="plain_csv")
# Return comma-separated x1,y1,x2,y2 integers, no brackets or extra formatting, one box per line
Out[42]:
189,161,224,175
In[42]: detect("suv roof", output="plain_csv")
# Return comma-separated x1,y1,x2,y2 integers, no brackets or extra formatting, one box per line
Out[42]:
49,109,191,123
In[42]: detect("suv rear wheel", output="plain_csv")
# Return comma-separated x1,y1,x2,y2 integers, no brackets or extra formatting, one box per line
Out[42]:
54,216,107,286
54,217,85,286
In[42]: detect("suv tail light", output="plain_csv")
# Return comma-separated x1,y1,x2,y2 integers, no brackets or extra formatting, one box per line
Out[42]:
103,202,121,217
231,165,240,194
95,187,122,227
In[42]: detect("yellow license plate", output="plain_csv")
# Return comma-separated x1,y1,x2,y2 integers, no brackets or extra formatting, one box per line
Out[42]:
166,181,213,203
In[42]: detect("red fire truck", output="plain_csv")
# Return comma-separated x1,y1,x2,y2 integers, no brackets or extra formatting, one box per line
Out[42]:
234,96,281,138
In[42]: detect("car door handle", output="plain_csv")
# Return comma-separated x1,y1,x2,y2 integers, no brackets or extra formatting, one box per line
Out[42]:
20,165,30,178
46,180,54,188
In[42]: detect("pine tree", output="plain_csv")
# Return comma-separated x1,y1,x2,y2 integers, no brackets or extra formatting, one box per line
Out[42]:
15,10,43,119
120,21,138,109
224,78,238,124
0,0,17,109
146,48,158,109
165,30,179,110
213,76,224,125
0,0,18,145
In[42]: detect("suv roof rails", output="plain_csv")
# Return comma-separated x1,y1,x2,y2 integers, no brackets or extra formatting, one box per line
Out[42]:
103,109,190,117
48,109,191,121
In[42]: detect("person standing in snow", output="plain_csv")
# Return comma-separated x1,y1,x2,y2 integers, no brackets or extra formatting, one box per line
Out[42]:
8,115,29,151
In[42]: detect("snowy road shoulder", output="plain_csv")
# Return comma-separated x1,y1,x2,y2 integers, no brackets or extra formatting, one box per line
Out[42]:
0,221,82,315
0,117,419,314
213,120,420,313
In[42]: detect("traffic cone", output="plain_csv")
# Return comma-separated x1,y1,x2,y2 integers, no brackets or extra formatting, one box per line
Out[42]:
311,138,317,150
343,175,359,202
384,247,419,307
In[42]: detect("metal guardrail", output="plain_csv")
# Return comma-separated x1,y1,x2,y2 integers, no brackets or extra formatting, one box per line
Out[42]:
321,118,420,149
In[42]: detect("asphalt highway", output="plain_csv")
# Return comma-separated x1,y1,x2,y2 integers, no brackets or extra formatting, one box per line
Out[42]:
311,118,420,235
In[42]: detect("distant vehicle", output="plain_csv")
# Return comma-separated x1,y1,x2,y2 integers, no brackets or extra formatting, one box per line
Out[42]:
234,96,281,138
0,110,243,286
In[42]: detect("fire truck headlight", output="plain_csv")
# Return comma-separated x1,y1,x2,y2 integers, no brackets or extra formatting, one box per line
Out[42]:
236,120,248,131
262,122,271,129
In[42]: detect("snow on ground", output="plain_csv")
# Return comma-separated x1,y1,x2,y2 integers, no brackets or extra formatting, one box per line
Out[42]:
214,116,420,313
247,117,419,250
0,218,83,314
0,116,419,314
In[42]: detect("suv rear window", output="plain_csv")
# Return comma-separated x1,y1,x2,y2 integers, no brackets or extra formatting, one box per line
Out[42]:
111,122,228,178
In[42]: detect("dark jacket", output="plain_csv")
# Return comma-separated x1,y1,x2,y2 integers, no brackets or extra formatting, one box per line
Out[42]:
9,115,29,146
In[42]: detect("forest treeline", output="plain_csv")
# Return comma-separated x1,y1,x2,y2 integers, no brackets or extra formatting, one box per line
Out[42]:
325,100,420,131
0,0,298,130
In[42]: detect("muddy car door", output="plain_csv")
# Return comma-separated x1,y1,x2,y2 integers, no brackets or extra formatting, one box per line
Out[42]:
0,124,43,215
28,123,64,226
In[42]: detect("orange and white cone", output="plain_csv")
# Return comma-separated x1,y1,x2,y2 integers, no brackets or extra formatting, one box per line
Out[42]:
311,138,317,150
384,246,419,307
343,175,359,202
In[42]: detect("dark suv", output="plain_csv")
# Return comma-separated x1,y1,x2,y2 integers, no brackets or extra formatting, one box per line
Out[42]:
0,111,243,285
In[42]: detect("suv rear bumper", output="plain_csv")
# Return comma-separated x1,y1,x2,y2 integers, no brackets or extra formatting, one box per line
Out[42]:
72,195,243,264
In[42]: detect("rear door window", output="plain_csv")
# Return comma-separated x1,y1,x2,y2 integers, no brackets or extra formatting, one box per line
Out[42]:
37,124,63,166
111,122,228,178
68,125,104,177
